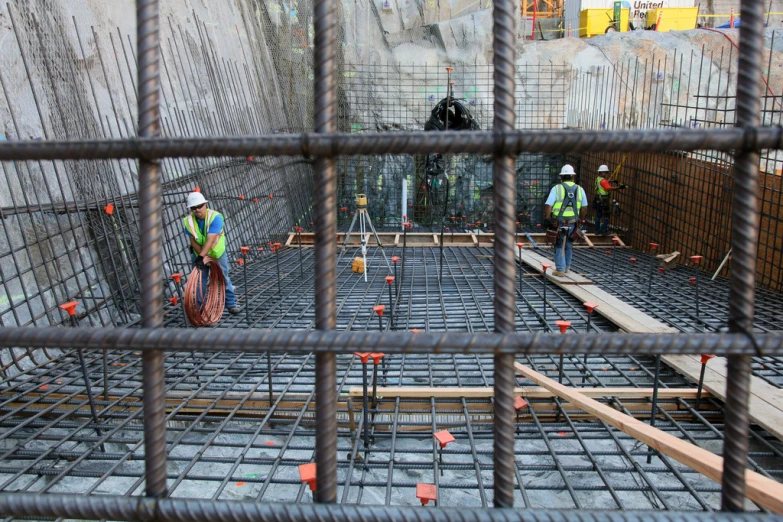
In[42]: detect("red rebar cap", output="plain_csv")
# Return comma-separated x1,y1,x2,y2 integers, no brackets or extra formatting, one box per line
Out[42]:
269,194,274,199
247,156,254,162
169,296,179,305
392,256,400,264
59,302,78,317
238,194,245,200
237,258,244,266
476,221,482,226
258,248,264,253
658,267,664,273
630,258,636,264
273,243,282,252
650,242,659,249
541,262,551,271
701,354,716,365
606,250,611,255
104,204,114,215
537,223,541,228
689,277,696,285
353,352,371,363
690,255,703,263
385,275,395,285
341,207,347,212
416,483,437,505
445,228,450,232
411,328,422,333
370,352,386,365
516,242,524,249
253,198,259,204
170,273,183,284
583,302,598,313
434,430,455,449
514,396,528,411
350,211,355,215
240,246,250,255
612,237,619,244
373,304,385,316
298,463,317,491
294,227,303,233
445,67,454,72
451,216,455,221
449,81,456,86
555,320,571,334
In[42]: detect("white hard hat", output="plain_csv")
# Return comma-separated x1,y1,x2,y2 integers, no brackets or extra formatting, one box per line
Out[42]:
559,164,576,176
187,192,207,208
598,164,610,172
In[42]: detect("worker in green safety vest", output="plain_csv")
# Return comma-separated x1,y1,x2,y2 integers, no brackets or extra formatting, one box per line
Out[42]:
543,164,588,276
183,192,240,314
593,164,627,235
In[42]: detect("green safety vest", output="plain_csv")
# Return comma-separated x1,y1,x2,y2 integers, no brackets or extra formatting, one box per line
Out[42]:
184,209,226,259
595,176,609,197
552,182,584,220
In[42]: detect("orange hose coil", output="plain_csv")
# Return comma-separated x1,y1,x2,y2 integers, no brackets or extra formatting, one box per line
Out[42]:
184,262,226,326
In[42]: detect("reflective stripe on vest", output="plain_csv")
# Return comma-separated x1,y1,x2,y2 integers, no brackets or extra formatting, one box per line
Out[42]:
552,182,583,219
184,209,226,259
595,176,609,197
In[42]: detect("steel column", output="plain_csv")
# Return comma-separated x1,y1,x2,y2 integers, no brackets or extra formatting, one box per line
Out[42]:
137,0,167,500
492,0,517,507
313,0,338,503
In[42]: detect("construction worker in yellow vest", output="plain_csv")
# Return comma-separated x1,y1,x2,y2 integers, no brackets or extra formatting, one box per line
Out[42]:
543,165,588,276
593,164,627,235
183,192,240,314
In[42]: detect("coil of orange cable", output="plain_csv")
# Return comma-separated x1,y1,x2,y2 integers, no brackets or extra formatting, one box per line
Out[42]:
184,262,226,326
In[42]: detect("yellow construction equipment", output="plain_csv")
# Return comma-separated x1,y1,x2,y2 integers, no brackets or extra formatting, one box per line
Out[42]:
646,7,699,31
580,8,630,37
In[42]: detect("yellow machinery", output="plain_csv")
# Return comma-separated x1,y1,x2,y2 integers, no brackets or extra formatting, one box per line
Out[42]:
646,7,699,31
579,8,630,37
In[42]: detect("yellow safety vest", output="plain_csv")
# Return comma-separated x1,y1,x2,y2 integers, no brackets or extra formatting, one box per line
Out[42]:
552,182,584,220
595,176,609,197
184,209,226,259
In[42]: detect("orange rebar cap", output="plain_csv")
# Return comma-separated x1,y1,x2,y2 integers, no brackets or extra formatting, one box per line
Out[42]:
612,236,619,244
516,242,524,249
104,204,114,215
583,302,598,313
237,258,244,266
240,246,250,255
555,320,571,334
541,262,551,271
434,430,455,449
169,296,179,305
59,302,78,317
373,304,385,316
385,275,395,285
370,353,385,365
689,277,696,285
170,273,183,284
416,483,437,505
514,396,528,410
298,463,317,491
238,194,245,200
391,256,400,264
650,242,659,249
701,354,716,365
690,255,703,263
353,352,371,364
630,258,636,264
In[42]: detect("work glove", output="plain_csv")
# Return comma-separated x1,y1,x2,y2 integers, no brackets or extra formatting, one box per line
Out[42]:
195,255,206,270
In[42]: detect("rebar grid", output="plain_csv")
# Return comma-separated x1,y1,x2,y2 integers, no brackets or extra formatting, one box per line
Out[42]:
0,0,779,516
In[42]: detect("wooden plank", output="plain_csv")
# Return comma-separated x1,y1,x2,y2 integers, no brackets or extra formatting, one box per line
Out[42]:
350,386,710,399
662,355,783,442
285,232,295,247
514,362,783,514
433,234,439,245
613,235,626,247
518,249,593,285
394,234,400,246
582,234,594,247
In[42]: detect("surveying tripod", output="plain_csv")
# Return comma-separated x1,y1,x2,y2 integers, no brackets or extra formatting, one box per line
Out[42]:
337,194,392,282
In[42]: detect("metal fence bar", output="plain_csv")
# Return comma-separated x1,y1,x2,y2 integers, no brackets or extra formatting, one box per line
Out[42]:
0,328,779,355
137,0,168,500
492,0,516,508
1,127,782,160
723,0,764,511
2,493,782,522
313,0,338,503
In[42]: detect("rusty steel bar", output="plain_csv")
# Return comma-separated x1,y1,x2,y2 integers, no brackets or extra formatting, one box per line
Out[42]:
491,0,517,507
137,0,168,499
313,0,338,504
722,0,764,511
0,493,781,522
0,327,779,355
0,127,782,161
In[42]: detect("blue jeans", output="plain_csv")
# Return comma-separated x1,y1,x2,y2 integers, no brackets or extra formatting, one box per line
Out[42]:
193,253,237,308
554,224,576,272
595,206,609,234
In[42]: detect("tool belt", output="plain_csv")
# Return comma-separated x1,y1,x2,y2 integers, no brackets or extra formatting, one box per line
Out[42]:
593,195,611,212
545,223,583,244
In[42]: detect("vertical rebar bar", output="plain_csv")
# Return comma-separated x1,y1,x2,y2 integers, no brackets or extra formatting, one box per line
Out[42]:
137,0,167,500
723,0,764,510
313,0,338,503
492,0,516,508
647,354,661,464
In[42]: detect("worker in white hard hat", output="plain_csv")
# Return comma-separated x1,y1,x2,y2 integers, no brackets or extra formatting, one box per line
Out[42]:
183,191,240,314
543,164,588,276
593,164,627,235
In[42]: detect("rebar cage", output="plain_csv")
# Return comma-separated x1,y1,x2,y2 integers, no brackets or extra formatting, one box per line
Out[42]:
0,0,781,520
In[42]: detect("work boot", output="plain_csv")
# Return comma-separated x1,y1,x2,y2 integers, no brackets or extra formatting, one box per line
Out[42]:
552,270,566,276
228,305,242,315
